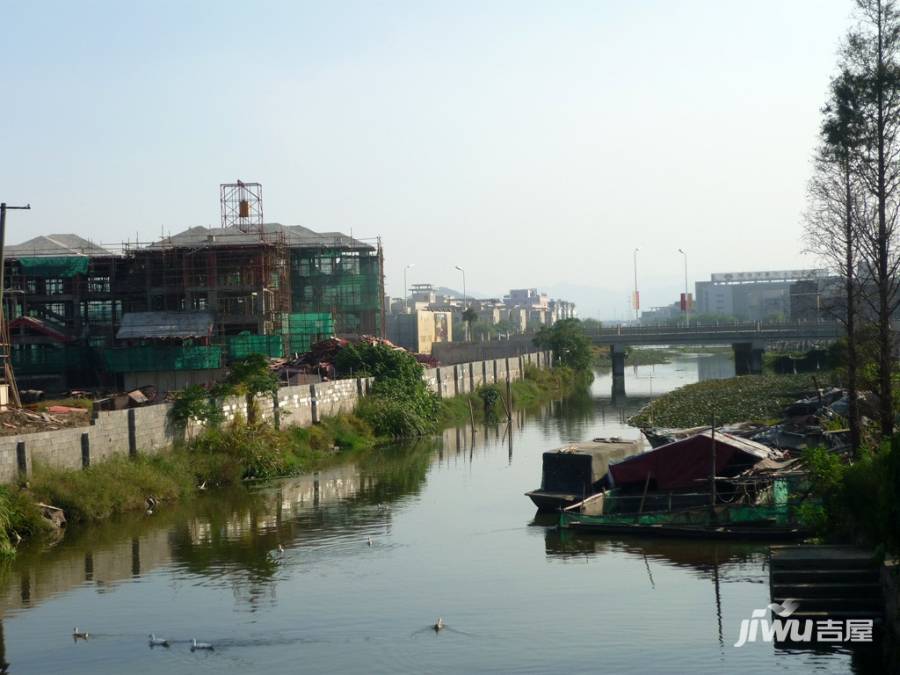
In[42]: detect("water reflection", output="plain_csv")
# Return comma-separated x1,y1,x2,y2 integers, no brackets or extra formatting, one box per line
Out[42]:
0,356,885,675
0,355,740,618
544,528,766,581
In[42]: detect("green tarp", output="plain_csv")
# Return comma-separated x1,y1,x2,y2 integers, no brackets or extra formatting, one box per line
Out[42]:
104,345,222,373
281,312,335,355
18,256,89,278
227,333,284,360
11,345,88,374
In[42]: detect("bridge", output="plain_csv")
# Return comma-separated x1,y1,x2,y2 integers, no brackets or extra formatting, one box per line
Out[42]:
585,321,842,387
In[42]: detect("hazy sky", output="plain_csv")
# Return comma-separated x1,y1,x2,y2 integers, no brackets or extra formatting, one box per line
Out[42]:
3,0,854,316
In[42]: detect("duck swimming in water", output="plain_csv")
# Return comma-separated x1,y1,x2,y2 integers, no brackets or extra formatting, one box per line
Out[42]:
433,618,444,632
72,627,89,640
191,638,214,652
148,634,169,648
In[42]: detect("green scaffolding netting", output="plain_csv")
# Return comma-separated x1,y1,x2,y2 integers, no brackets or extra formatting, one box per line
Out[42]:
18,256,90,278
289,250,381,334
11,345,89,374
227,332,284,360
280,312,335,355
104,345,222,372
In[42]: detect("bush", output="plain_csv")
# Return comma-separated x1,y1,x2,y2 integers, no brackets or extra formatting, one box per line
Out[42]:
336,343,441,437
357,396,433,437
802,441,900,553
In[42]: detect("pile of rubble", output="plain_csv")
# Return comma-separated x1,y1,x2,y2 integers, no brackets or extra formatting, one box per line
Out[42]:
0,405,91,436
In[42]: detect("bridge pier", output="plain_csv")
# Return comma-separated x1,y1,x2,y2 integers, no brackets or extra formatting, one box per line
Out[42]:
733,341,764,376
610,343,626,397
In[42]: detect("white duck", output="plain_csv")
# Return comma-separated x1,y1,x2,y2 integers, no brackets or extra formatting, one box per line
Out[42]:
191,638,214,652
432,618,444,632
148,634,169,647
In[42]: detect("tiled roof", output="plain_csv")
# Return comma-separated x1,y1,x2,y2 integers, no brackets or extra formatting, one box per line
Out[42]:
6,234,114,258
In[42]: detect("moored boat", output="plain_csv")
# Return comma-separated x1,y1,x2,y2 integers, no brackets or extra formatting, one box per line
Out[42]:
525,437,644,512
559,503,810,540
557,430,811,540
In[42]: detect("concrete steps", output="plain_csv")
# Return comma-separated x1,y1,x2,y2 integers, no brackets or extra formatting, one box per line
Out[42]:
770,545,883,621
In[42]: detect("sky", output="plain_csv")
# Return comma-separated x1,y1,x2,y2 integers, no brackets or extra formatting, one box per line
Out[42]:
2,0,856,317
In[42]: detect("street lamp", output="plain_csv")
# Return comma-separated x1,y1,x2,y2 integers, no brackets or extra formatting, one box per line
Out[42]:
455,265,467,340
678,248,689,327
403,263,415,314
632,248,639,322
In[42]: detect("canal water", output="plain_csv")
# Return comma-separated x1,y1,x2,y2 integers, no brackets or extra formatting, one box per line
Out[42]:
0,354,887,673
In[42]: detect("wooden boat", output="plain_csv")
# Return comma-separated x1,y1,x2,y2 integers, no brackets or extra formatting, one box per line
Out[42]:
559,463,811,541
525,437,644,512
559,503,810,541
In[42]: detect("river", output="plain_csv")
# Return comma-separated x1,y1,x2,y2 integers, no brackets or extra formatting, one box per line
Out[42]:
0,354,887,673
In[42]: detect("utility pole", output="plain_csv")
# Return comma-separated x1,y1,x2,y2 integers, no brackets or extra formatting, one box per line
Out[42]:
455,265,467,341
678,249,691,328
632,248,639,322
0,202,31,408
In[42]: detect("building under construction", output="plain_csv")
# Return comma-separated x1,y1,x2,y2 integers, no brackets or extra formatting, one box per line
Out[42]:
3,182,385,392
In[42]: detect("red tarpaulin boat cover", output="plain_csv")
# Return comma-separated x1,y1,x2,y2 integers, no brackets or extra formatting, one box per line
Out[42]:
609,431,777,490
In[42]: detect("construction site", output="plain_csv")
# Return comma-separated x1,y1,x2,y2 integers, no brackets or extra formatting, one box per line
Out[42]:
1,181,386,400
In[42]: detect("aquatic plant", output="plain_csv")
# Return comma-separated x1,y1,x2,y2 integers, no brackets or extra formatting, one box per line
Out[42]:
628,373,832,428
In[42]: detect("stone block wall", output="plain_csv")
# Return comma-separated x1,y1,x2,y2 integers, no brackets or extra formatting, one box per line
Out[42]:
0,350,552,484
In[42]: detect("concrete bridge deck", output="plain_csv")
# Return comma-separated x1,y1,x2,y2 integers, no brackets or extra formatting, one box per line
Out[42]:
586,321,842,347
587,321,842,386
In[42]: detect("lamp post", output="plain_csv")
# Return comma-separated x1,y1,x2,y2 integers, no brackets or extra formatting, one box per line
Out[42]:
455,265,467,340
678,248,689,327
403,263,415,314
632,248,639,322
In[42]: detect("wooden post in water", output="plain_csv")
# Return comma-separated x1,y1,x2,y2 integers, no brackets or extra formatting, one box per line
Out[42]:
638,472,651,514
709,415,717,517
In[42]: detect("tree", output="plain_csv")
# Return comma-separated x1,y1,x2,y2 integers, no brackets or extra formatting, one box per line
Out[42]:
533,318,592,371
462,307,478,342
221,354,279,425
843,0,900,436
805,68,865,454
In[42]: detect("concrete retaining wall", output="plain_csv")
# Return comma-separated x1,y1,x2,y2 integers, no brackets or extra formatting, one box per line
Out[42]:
431,335,536,365
0,350,552,485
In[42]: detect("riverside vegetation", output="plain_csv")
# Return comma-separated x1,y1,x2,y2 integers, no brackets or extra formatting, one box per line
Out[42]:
628,372,835,428
0,343,591,555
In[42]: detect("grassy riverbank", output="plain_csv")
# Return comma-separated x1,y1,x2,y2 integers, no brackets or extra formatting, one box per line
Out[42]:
628,372,833,428
2,363,588,546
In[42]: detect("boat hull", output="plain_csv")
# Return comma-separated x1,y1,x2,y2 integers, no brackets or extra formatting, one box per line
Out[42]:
525,490,581,512
559,507,810,541
561,518,809,541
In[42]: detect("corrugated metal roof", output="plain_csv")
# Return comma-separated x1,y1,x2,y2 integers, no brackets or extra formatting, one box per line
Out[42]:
6,234,115,258
144,223,373,251
609,431,779,490
116,311,214,340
